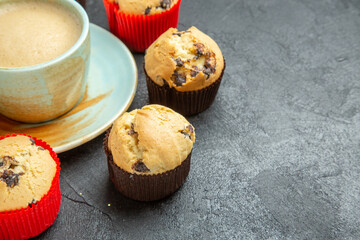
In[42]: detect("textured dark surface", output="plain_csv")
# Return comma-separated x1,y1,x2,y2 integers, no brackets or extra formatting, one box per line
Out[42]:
34,0,360,239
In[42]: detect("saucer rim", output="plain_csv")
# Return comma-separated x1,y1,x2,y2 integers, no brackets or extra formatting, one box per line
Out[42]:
53,23,138,153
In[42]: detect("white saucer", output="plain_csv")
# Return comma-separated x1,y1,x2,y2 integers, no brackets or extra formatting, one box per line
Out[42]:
0,24,138,153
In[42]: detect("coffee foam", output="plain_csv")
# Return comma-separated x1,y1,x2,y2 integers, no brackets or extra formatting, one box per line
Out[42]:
0,1,82,68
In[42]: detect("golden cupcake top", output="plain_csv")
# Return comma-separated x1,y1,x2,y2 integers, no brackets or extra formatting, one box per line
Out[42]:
145,26,224,92
114,0,179,15
108,104,195,175
0,136,56,212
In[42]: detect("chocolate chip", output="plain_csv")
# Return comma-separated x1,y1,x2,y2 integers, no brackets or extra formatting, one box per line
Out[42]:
181,130,192,140
194,43,205,56
186,125,194,133
28,199,37,208
190,70,198,77
145,7,151,15
1,170,23,188
127,130,136,135
181,131,190,139
190,66,200,78
3,156,17,166
204,58,216,71
171,71,187,86
172,30,190,37
133,161,150,172
38,146,45,151
174,57,184,67
203,68,213,78
203,54,216,78
128,123,137,135
29,138,36,145
181,125,194,140
0,156,8,168
4,156,14,162
160,0,171,9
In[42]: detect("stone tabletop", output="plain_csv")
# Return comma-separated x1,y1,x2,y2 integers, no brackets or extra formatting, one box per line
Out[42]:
35,0,360,239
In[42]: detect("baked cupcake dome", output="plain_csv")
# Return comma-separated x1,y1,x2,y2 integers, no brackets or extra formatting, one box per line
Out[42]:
105,104,195,201
144,26,226,115
0,135,61,240
102,0,182,52
116,0,179,15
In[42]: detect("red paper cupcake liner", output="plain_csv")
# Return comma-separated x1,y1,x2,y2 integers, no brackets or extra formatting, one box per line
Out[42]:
103,0,182,52
104,129,191,201
0,134,61,240
103,0,119,37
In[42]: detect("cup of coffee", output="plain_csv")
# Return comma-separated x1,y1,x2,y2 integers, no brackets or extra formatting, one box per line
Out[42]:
0,0,90,123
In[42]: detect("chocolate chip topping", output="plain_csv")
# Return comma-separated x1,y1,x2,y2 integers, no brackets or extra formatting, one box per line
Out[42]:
1,158,6,169
128,130,136,135
181,125,194,140
29,138,36,145
144,7,151,15
172,30,190,37
171,71,187,86
4,156,15,163
174,57,184,67
128,123,137,135
203,53,216,78
190,70,198,77
181,131,190,139
194,43,205,56
190,66,200,78
204,55,216,70
160,0,171,9
28,199,37,208
1,169,23,188
186,125,194,133
1,156,16,169
133,161,150,172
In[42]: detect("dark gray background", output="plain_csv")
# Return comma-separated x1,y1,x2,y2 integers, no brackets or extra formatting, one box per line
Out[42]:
35,0,360,239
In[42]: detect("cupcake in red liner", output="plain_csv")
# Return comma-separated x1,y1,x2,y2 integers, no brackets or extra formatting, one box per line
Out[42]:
0,134,61,240
144,26,226,116
102,0,182,52
104,104,195,201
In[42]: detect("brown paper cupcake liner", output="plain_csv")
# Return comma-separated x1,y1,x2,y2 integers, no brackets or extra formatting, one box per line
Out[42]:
144,60,226,116
104,129,191,201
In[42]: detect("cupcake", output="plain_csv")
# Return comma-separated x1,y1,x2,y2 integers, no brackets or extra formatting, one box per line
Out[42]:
144,26,226,116
0,135,61,240
102,0,182,52
104,104,195,201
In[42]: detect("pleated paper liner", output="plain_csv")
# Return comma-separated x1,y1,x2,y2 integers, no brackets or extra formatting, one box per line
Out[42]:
0,134,61,240
102,0,118,37
102,0,182,52
104,129,191,201
144,60,226,116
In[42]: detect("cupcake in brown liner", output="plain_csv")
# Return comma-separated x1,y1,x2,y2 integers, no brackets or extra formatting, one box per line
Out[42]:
0,134,61,240
104,104,195,201
144,26,225,116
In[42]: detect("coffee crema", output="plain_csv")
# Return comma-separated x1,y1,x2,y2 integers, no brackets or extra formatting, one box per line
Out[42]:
0,0,82,68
